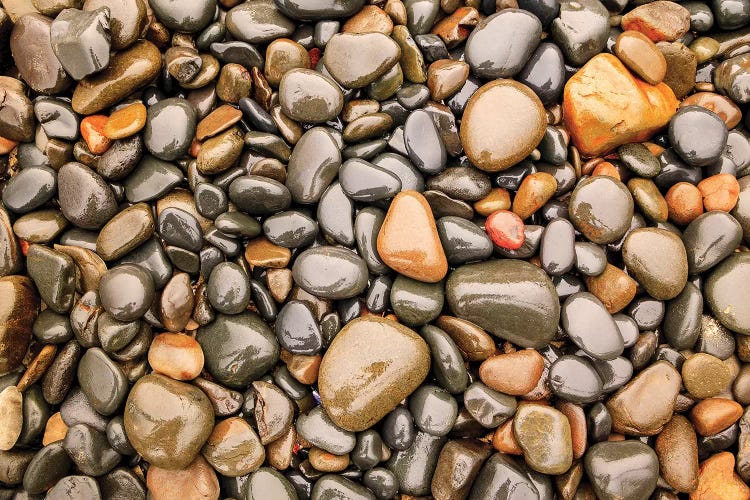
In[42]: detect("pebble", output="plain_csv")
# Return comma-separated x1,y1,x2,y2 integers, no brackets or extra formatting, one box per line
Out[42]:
95,202,154,261
460,79,546,172
621,1,691,42
98,264,155,321
377,190,448,283
431,439,491,500
148,333,204,381
77,347,127,415
562,292,624,360
563,54,678,157
0,386,22,451
446,259,560,348
691,398,743,436
404,109,445,174
147,455,219,500
606,361,681,435
693,452,750,499
26,244,75,314
292,246,368,300
10,13,71,95
50,7,111,81
615,30,667,85
390,276,444,326
549,355,604,403
698,173,741,212
202,416,264,476
682,353,731,399
684,211,743,274
513,404,573,474
58,162,118,230
669,106,728,167
655,415,699,493
584,440,659,500
569,176,634,244
551,0,609,66
150,0,214,32
705,252,750,334
124,374,214,469
479,350,544,396
144,98,197,161
279,69,343,124
409,384,458,436
323,32,401,88
318,316,430,431
463,381,516,428
622,227,688,300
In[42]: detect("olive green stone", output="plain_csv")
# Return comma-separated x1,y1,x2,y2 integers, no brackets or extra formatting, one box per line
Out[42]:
622,228,688,300
392,25,427,84
26,244,75,314
683,211,743,274
445,259,560,348
124,373,214,469
77,348,128,416
96,203,154,261
367,63,404,101
318,316,430,432
706,252,750,334
72,40,162,115
513,404,573,475
279,68,344,124
323,32,401,88
584,441,659,500
390,275,444,326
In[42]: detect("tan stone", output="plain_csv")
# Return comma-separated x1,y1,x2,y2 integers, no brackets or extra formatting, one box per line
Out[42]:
479,350,544,396
655,415,699,493
691,452,750,500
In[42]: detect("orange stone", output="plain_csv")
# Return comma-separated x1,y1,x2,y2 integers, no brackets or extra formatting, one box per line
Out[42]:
0,136,19,155
592,161,621,180
473,188,511,216
42,412,68,445
585,263,637,313
281,349,322,385
377,190,448,283
427,59,470,101
556,401,587,459
563,53,678,157
697,173,740,212
80,115,112,154
689,398,743,437
666,182,704,225
479,349,544,396
148,333,204,381
147,454,220,500
196,104,244,141
430,6,480,48
492,419,522,455
308,447,349,472
103,102,147,139
691,452,750,500
512,172,557,220
681,92,742,129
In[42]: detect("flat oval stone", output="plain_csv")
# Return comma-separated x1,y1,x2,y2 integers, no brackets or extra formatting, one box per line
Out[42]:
296,406,356,454
96,203,154,261
319,316,430,432
150,0,214,33
339,158,402,202
540,218,575,276
226,0,295,44
436,216,493,265
706,252,750,334
312,474,375,500
144,98,196,161
446,259,560,348
549,355,604,403
323,32,401,88
684,211,743,274
562,292,624,360
623,227,688,300
99,264,155,321
514,404,573,475
10,13,71,95
228,175,291,215
569,176,634,244
404,109,446,175
292,246,368,300
58,162,118,230
409,385,457,437
47,475,102,500
669,106,728,167
2,165,57,214
460,79,546,172
72,40,162,115
465,10,541,79
207,262,250,315
197,127,244,175
124,373,214,469
584,441,659,500
77,348,127,416
275,0,366,20
287,127,341,204
279,69,343,124
62,424,120,477
196,312,280,388
377,190,448,283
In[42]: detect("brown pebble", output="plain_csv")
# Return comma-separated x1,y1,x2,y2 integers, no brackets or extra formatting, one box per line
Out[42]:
266,425,295,471
666,182,704,225
308,447,349,472
478,349,544,396
614,30,667,85
80,115,112,155
384,0,407,25
267,267,294,303
435,315,496,361
592,161,621,180
216,63,252,104
473,188,511,217
491,419,522,455
280,349,321,385
621,0,691,42
264,39,310,87
512,172,557,220
16,344,57,393
697,174,740,212
680,92,742,129
196,104,243,141
584,264,637,314
147,333,204,381
689,398,743,436
147,454,220,500
655,415,699,493
556,402,587,460
42,412,68,446
682,353,731,400
430,6,480,48
427,59,470,101
342,5,394,34
244,237,292,268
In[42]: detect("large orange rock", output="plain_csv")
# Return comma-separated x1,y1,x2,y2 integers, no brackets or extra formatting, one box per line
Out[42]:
563,53,678,158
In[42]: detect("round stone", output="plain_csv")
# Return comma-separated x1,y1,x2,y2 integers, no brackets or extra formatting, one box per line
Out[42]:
207,262,250,315
279,69,343,124
292,246,368,300
569,176,634,244
513,404,573,475
669,106,728,167
622,228,688,301
99,264,155,322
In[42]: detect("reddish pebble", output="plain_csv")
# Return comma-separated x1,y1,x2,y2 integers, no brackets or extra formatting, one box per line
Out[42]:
0,137,18,155
80,115,112,154
697,174,740,212
485,210,525,250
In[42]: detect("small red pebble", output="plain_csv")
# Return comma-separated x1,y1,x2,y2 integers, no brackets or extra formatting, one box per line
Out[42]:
485,210,525,250
308,48,321,68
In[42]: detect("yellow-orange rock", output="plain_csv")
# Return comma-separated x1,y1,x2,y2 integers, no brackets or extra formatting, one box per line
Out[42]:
691,452,750,500
377,190,448,283
563,53,678,158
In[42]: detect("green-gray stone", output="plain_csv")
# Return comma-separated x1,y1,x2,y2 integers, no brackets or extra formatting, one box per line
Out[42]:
390,275,444,326
77,347,128,416
26,244,75,314
683,211,743,274
584,441,659,500
706,252,750,334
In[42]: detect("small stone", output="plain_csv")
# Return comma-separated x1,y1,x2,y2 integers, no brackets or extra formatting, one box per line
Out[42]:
512,172,557,220
323,32,401,88
655,415,699,493
614,30,667,85
621,1,691,42
690,398,743,436
50,7,111,80
103,102,147,140
692,452,750,500
513,404,573,475
485,210,525,250
666,182,704,225
147,455,219,500
681,353,731,399
201,417,264,477
622,228,688,300
697,173,740,212
584,441,659,500
148,333,204,381
479,350,544,396
0,386,22,451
